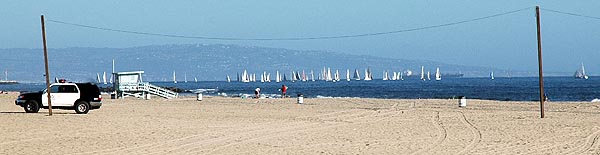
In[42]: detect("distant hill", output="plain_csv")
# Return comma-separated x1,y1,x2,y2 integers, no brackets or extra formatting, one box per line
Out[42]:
0,44,532,82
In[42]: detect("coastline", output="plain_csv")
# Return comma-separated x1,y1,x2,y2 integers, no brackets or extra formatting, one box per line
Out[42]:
1,93,599,154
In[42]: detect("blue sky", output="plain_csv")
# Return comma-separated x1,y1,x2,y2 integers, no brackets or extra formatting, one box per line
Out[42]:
1,1,599,74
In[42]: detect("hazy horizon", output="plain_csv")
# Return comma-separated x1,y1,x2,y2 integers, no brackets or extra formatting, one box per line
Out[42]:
2,1,599,73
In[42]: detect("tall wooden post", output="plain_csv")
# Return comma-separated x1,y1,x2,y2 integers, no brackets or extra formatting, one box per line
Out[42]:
535,6,545,118
41,15,53,116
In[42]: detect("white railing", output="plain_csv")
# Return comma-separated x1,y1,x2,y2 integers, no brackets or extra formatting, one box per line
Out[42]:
119,82,178,99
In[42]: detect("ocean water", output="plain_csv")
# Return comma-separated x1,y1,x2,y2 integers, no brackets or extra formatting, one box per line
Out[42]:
1,77,598,101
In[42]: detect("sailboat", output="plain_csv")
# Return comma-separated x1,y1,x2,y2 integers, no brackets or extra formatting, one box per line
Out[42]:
420,66,425,81
226,75,231,82
311,70,315,81
392,72,397,81
102,72,107,84
435,67,441,81
353,69,361,81
195,77,198,83
96,73,101,83
490,72,495,80
184,73,188,83
0,70,19,84
364,68,373,81
326,68,332,81
173,71,177,83
276,71,281,83
301,70,307,82
265,73,271,82
346,69,351,81
400,72,404,81
574,63,589,79
241,70,249,83
382,71,390,81
335,70,340,81
427,71,431,81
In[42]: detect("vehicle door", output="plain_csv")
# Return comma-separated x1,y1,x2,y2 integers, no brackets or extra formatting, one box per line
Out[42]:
42,85,80,106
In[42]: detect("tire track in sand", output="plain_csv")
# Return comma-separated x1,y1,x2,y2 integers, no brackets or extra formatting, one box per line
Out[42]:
197,99,393,154
455,111,482,155
410,111,447,155
518,127,600,155
77,109,365,155
204,110,401,155
137,109,371,155
566,128,600,155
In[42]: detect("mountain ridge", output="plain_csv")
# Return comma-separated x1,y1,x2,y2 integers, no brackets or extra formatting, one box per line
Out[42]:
0,44,530,82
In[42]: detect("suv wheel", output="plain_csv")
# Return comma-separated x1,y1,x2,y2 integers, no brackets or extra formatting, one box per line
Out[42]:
74,101,90,114
24,100,40,113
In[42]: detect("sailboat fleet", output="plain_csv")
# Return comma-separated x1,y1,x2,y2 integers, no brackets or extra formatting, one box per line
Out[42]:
229,66,459,83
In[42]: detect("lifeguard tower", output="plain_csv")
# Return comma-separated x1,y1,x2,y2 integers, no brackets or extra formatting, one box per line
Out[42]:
113,71,178,99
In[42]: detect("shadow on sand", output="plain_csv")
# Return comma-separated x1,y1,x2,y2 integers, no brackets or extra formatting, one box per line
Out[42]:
1,111,79,115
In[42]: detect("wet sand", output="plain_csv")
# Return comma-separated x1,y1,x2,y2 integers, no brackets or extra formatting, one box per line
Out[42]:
1,92,600,154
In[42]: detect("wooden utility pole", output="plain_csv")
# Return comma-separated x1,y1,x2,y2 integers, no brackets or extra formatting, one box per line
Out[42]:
535,6,545,118
41,15,53,116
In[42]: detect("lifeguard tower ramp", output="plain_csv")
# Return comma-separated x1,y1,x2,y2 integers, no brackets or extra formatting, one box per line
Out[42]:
114,71,178,99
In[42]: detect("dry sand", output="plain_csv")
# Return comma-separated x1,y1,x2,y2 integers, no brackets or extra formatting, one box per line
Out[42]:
1,92,600,154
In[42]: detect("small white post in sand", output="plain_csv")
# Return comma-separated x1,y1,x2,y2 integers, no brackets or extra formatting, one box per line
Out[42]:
458,96,466,107
197,93,203,101
297,94,304,104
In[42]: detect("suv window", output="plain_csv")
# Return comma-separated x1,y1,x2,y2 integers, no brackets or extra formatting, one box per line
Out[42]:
59,85,78,93
49,86,59,93
49,85,78,93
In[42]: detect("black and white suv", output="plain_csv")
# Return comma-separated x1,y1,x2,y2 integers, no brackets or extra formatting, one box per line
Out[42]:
15,82,102,114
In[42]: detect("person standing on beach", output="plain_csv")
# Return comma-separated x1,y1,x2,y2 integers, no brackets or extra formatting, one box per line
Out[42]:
281,85,288,98
255,87,261,99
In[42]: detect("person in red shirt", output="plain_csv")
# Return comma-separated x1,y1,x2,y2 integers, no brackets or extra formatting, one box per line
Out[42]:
281,85,288,98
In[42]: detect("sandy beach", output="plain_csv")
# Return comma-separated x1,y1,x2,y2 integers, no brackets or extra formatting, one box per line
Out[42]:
1,92,600,154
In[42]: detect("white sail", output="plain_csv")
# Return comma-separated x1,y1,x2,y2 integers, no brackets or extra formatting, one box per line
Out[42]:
490,72,495,80
195,77,198,82
400,72,404,80
102,72,107,84
96,73,101,83
364,68,372,81
326,68,332,81
420,66,425,81
392,72,397,81
265,73,271,82
173,71,177,83
311,70,315,81
276,71,281,83
354,69,361,81
427,71,431,80
301,70,307,81
346,69,350,81
575,63,589,79
435,67,441,81
242,70,249,83
184,73,187,83
227,75,231,82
